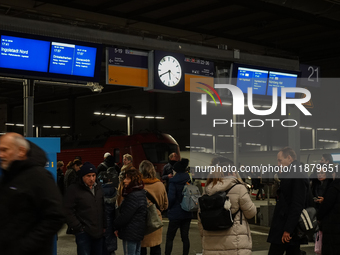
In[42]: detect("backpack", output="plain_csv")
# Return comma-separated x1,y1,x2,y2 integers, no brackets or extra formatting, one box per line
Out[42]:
97,167,119,203
180,182,201,212
98,166,119,186
199,184,241,231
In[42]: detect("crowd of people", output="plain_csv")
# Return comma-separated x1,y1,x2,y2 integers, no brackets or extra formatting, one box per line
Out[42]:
1,132,340,255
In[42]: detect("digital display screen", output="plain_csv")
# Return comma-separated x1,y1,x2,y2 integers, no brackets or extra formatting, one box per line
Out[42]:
236,67,267,95
49,42,97,77
0,35,50,72
231,63,299,98
267,71,298,98
0,31,102,82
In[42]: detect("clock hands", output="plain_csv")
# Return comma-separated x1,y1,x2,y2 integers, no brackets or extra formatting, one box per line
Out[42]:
170,71,179,80
159,70,171,77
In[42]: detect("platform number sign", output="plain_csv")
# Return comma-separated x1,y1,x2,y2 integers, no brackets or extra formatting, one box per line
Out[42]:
300,64,320,88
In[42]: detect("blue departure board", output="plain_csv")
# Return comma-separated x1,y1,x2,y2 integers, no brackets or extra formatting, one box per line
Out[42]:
231,63,300,99
236,67,268,95
0,31,102,82
49,42,97,77
0,35,50,72
267,71,298,98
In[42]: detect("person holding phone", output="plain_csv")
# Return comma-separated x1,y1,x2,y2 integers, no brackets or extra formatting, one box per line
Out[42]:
311,168,333,210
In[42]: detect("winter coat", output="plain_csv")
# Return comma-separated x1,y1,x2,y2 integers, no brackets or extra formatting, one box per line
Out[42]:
317,179,340,255
167,172,192,221
97,155,120,175
64,181,106,239
267,161,309,245
199,177,256,255
311,178,333,211
0,142,65,255
64,168,78,191
142,178,168,248
114,188,147,242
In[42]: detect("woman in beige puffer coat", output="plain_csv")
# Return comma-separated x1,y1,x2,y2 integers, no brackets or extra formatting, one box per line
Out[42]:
199,171,256,255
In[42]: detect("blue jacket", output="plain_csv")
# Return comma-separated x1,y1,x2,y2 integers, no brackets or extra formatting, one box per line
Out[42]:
167,172,192,221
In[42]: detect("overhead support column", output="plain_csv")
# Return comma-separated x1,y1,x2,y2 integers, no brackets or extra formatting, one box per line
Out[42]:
288,105,300,161
233,115,239,168
23,79,34,137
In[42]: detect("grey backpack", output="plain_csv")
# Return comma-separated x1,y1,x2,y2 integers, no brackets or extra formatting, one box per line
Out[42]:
180,182,201,212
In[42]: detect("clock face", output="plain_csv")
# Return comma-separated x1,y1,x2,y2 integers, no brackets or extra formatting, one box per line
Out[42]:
157,56,182,87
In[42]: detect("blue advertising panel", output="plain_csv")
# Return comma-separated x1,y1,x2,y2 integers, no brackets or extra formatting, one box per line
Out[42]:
0,35,50,72
267,71,298,98
49,42,97,77
236,67,267,95
26,137,60,180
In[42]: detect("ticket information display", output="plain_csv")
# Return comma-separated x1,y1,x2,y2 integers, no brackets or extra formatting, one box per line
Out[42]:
236,67,267,95
0,35,50,72
0,31,102,82
49,42,97,77
267,71,298,98
231,63,300,99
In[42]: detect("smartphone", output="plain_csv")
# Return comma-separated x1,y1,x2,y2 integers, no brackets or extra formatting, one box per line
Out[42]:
313,197,318,201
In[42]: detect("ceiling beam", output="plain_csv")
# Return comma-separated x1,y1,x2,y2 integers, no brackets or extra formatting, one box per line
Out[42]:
93,0,136,12
126,0,191,17
184,8,256,29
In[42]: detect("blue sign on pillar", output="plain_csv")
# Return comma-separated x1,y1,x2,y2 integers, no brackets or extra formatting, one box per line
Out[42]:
26,137,61,255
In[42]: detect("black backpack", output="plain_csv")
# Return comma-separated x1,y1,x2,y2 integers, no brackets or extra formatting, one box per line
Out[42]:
199,184,241,231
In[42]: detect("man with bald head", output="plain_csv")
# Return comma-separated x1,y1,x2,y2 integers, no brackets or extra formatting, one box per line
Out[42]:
0,132,65,255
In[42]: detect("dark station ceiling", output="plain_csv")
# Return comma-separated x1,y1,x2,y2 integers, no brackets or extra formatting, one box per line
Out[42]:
1,0,340,105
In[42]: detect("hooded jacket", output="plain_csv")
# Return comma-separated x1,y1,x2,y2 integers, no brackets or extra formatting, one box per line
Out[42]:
63,177,106,239
0,142,65,255
199,177,256,255
167,172,192,220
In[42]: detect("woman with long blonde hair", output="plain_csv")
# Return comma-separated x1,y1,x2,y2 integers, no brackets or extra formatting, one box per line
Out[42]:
139,160,168,255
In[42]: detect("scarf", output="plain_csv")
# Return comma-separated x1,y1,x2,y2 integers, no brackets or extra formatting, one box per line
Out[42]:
122,182,144,197
142,178,161,184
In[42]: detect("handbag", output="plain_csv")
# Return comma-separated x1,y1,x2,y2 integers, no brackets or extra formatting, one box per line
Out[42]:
145,191,163,235
314,230,322,255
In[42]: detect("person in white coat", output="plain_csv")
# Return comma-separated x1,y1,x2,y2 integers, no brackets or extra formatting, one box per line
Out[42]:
199,160,256,255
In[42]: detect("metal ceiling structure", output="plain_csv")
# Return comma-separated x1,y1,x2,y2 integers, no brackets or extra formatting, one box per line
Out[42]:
0,0,340,105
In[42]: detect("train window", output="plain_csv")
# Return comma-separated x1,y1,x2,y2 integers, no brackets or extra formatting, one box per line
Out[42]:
142,143,178,163
114,149,120,163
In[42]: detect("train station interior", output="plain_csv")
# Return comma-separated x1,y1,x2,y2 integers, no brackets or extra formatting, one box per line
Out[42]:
1,1,340,254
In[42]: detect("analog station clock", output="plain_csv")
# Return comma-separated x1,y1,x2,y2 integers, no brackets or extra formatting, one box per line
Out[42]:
150,50,185,92
157,55,182,87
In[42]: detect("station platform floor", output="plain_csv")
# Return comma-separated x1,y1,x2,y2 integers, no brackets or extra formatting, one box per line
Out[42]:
56,197,316,255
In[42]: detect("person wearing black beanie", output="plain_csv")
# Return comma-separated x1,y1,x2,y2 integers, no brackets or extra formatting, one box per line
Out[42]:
165,158,192,255
64,162,106,255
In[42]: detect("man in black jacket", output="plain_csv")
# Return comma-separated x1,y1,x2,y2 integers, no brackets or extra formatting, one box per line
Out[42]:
0,132,65,255
267,147,309,255
64,162,106,255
